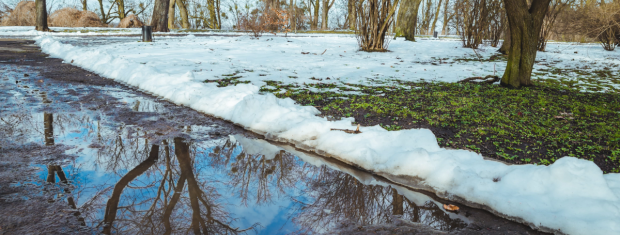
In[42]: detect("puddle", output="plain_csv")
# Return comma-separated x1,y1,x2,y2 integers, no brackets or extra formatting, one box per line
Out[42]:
0,62,545,234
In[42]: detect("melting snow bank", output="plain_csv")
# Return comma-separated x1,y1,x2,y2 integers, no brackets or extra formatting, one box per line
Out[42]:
35,36,620,235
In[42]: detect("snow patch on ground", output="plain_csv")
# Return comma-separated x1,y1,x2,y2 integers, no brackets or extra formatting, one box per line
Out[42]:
32,35,620,235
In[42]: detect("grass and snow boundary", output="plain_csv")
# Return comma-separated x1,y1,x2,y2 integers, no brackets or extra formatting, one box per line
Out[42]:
34,35,620,235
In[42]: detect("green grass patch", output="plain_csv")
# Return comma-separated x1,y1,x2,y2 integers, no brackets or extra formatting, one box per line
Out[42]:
268,81,620,173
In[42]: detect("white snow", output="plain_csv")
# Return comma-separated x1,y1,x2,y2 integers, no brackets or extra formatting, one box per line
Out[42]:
22,33,620,235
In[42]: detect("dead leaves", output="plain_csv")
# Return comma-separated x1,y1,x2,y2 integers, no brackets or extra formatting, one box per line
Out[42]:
331,124,362,134
443,204,460,212
554,112,574,120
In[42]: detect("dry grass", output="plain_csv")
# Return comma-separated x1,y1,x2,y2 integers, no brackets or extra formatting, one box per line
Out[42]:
0,1,36,26
50,7,107,27
118,14,144,28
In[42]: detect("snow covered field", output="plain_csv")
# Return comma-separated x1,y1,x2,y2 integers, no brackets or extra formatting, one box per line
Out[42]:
2,26,619,234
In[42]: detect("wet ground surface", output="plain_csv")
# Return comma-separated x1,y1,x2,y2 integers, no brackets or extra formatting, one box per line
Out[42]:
0,39,548,234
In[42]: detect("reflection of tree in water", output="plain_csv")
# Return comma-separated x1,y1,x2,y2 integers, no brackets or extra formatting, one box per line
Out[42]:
44,112,86,226
93,137,254,234
292,167,468,233
207,139,301,205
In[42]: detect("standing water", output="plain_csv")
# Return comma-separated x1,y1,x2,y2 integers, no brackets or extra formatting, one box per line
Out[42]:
0,39,546,234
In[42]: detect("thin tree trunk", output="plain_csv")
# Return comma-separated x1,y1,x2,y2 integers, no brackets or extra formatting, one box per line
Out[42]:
430,0,443,35
168,0,176,29
313,0,320,29
151,0,170,32
322,0,334,30
35,0,49,31
501,0,550,88
174,137,203,234
82,0,87,11
395,0,424,41
117,0,126,19
98,0,106,24
441,0,451,34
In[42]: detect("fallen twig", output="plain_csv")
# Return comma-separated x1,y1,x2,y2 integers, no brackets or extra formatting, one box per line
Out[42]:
458,75,500,84
321,49,327,55
331,124,361,134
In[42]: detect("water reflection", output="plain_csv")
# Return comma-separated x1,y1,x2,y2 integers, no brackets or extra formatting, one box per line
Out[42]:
2,70,475,234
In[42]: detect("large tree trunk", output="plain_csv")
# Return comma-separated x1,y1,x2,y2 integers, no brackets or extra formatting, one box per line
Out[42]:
177,0,190,28
35,0,49,31
395,0,423,41
501,0,551,88
151,0,170,32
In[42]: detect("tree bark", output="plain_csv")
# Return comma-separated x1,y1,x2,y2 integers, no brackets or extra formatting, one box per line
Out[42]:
117,0,126,20
499,26,510,54
168,0,176,29
177,0,190,28
395,0,423,41
151,0,170,32
82,0,87,11
35,0,49,31
501,0,551,88
313,0,320,29
321,0,335,30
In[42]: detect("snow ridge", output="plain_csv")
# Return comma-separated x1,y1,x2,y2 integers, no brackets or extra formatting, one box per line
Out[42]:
35,35,620,235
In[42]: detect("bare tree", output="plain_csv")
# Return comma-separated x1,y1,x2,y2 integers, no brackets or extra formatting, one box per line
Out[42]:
441,0,454,34
321,0,336,29
537,0,574,51
356,0,400,51
430,0,443,34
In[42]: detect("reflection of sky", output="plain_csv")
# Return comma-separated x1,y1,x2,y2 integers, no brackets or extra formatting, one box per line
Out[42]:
35,116,311,234
5,70,466,234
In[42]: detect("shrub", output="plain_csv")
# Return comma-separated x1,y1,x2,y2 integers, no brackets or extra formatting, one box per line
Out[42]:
355,0,400,52
0,1,36,26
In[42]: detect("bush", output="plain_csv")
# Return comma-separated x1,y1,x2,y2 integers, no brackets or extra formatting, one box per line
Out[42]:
49,8,107,27
570,3,620,51
0,1,36,26
355,0,399,52
238,8,265,38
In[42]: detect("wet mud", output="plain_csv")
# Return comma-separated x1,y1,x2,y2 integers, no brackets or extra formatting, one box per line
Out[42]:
0,39,548,234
